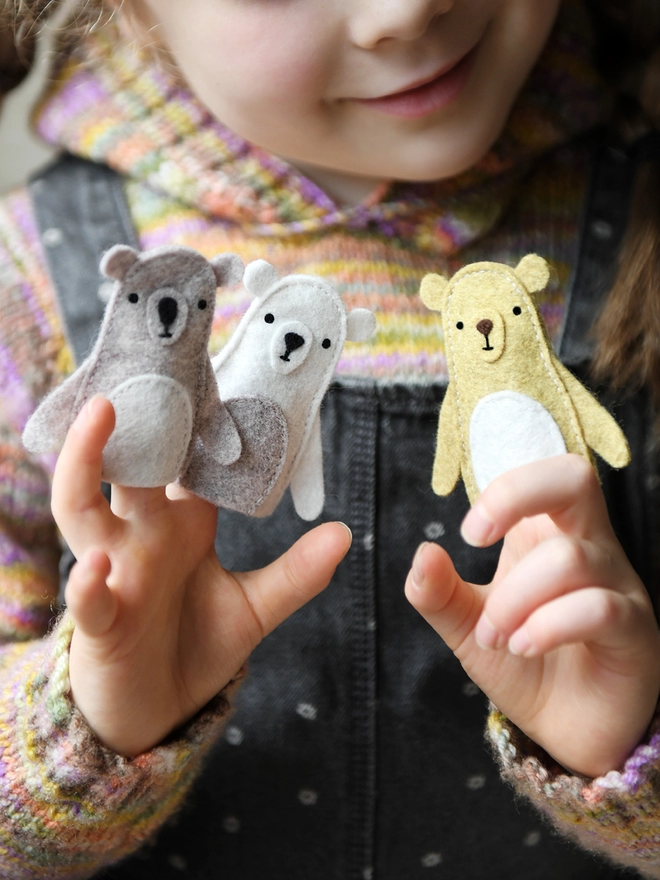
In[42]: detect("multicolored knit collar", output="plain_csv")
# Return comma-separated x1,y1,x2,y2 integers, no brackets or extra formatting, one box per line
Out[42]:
34,1,608,254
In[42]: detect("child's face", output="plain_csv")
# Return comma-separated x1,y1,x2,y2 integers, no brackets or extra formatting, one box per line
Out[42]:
141,0,561,201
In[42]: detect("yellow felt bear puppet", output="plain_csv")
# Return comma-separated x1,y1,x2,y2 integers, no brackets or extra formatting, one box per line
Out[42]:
419,255,631,504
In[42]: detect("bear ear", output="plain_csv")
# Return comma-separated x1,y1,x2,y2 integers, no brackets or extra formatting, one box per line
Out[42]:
419,273,449,312
515,254,550,293
346,308,376,343
100,245,140,281
243,259,280,298
211,253,244,287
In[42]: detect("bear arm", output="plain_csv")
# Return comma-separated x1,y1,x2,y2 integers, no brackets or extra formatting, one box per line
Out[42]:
432,389,462,496
554,362,631,469
289,412,324,521
197,359,241,466
22,368,88,455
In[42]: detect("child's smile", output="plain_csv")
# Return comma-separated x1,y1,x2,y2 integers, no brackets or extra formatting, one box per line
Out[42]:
141,0,560,202
352,41,479,119
133,0,561,200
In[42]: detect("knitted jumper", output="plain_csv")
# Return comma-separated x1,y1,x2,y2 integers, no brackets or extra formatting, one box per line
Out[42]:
0,4,658,878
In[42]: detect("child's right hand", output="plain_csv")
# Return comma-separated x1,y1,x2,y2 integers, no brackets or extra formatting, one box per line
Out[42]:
51,396,351,757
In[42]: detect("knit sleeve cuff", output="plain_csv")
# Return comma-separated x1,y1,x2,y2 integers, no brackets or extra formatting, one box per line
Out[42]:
0,612,243,878
487,706,660,878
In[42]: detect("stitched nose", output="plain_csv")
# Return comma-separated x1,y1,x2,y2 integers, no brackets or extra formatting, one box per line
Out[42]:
476,319,493,337
282,332,305,359
158,297,178,328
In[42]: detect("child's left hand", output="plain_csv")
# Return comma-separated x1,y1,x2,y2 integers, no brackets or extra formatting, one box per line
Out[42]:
405,454,660,778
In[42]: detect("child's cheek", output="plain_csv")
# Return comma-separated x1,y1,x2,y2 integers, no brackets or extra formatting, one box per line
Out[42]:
165,4,335,111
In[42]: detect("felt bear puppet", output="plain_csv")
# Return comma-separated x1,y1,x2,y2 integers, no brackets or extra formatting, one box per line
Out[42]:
23,244,244,487
181,260,376,520
419,254,631,504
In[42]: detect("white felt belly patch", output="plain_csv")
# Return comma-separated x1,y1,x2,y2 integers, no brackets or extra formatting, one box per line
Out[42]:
469,390,567,493
104,375,193,487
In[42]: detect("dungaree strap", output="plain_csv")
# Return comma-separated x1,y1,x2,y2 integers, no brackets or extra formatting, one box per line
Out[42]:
28,152,139,365
558,133,648,364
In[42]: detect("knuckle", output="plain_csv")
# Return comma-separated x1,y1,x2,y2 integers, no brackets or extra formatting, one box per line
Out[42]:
591,590,619,629
552,536,588,578
50,484,71,525
565,454,598,495
482,473,517,519
281,550,306,598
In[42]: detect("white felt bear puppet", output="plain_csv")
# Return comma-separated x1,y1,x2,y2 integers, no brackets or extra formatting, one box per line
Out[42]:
181,260,376,520
23,245,243,488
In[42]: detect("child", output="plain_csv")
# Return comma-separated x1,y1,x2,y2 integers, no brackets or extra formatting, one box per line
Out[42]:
0,0,659,877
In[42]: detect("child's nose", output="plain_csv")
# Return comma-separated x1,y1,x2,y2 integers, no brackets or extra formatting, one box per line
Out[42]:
349,0,454,49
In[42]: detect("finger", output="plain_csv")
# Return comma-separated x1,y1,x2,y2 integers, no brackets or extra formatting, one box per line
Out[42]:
233,522,352,637
475,535,623,650
461,454,612,547
506,587,638,658
405,541,484,654
65,548,117,637
51,397,116,552
110,484,169,520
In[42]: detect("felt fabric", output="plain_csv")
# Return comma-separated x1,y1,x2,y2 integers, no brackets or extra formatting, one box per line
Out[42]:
470,390,567,493
420,256,631,502
182,261,375,520
23,245,243,488
183,397,288,517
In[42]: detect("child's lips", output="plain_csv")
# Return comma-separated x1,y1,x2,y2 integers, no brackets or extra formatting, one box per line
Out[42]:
355,46,479,119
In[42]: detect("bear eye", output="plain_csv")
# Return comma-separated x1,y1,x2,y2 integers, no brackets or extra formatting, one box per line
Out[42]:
456,321,464,330
322,338,331,349
512,306,522,316
128,293,139,304
264,313,275,324
198,299,207,310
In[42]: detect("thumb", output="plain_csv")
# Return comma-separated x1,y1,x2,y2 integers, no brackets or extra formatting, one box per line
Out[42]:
233,522,352,637
405,542,484,653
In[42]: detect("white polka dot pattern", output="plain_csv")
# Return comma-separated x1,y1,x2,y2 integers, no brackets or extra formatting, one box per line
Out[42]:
222,816,241,834
296,702,318,721
421,852,443,867
423,521,446,540
225,726,244,746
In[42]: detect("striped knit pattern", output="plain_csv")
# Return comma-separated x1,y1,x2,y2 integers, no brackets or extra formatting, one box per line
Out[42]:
488,710,660,878
0,614,240,879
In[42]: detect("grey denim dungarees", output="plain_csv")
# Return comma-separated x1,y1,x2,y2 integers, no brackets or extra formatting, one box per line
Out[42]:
30,133,659,879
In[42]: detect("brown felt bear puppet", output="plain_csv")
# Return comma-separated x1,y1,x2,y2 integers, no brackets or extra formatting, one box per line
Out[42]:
419,255,630,504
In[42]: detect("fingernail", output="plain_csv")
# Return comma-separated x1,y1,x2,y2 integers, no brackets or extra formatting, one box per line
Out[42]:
461,504,496,547
83,396,102,421
508,627,534,657
411,543,429,590
475,615,505,650
335,522,353,543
